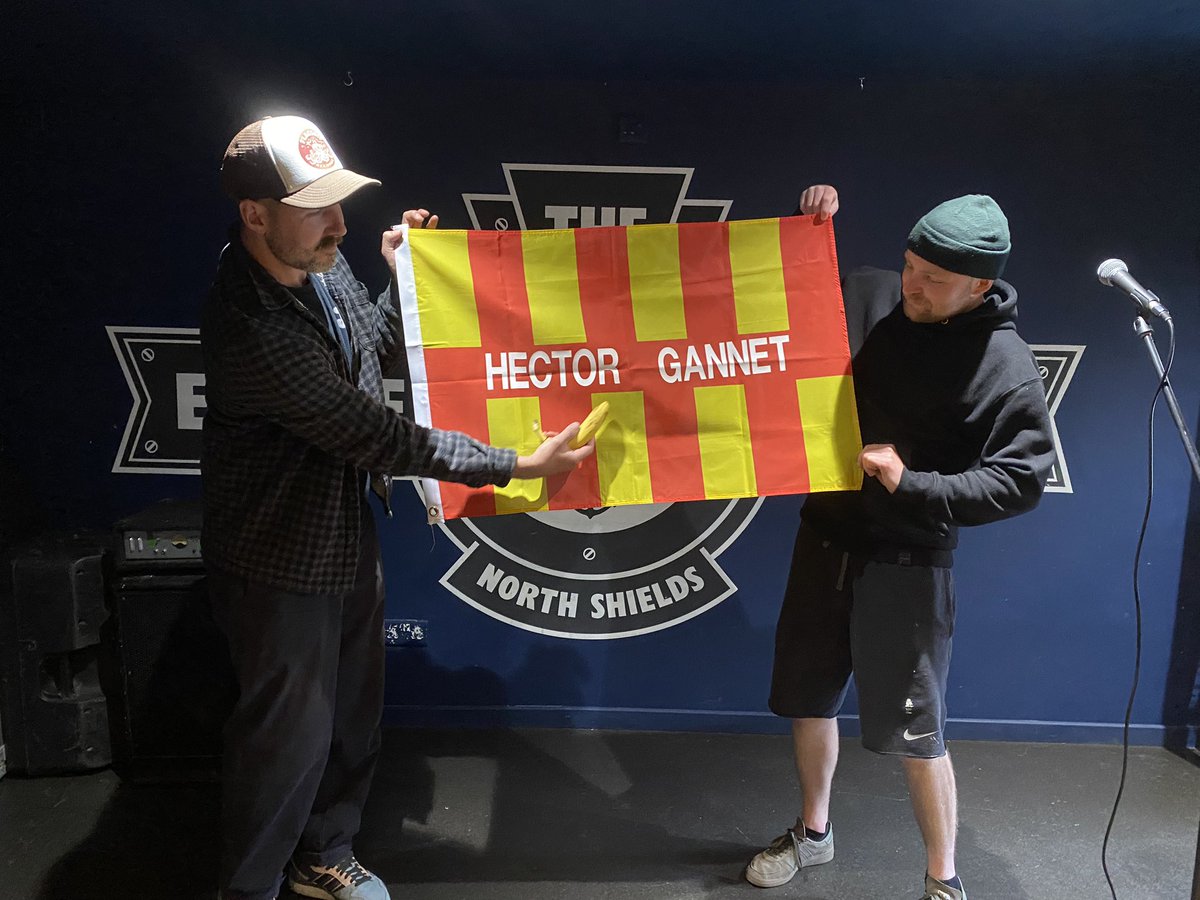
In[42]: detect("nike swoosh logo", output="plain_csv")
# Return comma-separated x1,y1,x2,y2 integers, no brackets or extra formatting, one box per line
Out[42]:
902,728,939,741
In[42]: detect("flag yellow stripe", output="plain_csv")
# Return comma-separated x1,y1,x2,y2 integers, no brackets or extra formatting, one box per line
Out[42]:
521,230,587,345
694,384,757,498
728,218,790,334
594,392,654,506
626,223,687,341
486,397,549,513
410,230,481,349
796,375,864,491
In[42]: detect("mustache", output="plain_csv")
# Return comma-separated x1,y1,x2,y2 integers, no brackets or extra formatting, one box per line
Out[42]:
318,235,344,250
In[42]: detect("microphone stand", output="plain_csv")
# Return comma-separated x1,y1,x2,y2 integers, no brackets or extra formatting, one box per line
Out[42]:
1131,315,1200,900
1132,316,1200,484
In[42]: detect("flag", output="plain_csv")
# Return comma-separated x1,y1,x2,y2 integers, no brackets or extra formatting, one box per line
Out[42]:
396,215,863,522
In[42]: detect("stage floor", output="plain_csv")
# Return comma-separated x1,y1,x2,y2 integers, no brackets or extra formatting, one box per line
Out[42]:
1,728,1195,899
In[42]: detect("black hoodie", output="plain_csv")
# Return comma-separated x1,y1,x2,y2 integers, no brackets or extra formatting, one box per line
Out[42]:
801,267,1055,556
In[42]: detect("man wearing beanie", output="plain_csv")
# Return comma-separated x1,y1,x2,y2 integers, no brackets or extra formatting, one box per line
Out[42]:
745,187,1054,900
204,116,592,900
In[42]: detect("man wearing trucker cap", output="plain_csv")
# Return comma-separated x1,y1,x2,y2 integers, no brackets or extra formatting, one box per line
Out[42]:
204,115,591,900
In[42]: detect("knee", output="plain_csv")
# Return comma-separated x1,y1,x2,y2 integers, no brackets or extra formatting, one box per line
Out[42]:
900,751,952,774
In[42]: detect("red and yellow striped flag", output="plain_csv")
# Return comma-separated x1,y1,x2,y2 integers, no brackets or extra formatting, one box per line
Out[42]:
396,216,863,521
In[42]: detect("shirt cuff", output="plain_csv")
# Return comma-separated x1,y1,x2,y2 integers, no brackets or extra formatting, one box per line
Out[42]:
489,447,517,487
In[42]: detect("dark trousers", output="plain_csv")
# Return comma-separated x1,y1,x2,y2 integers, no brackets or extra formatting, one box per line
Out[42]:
209,510,385,900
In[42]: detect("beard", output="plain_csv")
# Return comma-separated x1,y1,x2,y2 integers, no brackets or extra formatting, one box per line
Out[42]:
901,293,935,323
265,230,343,274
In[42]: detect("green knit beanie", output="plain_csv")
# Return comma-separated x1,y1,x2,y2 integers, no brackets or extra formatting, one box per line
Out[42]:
906,194,1010,280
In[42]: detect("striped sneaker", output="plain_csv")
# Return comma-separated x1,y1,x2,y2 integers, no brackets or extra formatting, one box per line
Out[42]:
286,855,390,900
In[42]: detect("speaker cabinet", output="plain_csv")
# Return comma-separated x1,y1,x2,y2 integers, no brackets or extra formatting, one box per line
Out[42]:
106,501,236,782
0,535,112,774
106,568,236,780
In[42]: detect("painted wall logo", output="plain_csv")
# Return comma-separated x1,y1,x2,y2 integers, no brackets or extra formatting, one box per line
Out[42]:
463,163,732,232
1030,344,1085,493
108,327,206,474
447,164,752,639
106,326,406,474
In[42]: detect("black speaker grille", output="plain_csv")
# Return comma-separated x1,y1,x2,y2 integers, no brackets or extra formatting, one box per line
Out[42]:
113,575,236,762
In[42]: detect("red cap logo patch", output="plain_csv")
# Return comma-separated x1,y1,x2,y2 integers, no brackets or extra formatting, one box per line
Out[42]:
297,129,336,169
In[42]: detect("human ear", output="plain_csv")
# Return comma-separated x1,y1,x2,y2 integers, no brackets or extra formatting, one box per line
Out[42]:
239,199,269,234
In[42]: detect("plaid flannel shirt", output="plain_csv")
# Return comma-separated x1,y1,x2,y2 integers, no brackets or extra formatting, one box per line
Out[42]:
200,228,516,594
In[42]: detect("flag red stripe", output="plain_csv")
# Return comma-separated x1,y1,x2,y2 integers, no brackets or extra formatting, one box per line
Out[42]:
780,216,852,379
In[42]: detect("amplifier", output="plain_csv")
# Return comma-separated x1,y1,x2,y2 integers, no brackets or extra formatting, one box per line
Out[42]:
116,499,202,568
107,500,236,782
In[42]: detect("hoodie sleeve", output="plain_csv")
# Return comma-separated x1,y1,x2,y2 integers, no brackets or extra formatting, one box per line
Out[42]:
892,377,1055,526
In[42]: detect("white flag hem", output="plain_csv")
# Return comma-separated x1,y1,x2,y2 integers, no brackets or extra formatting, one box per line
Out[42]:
394,225,445,525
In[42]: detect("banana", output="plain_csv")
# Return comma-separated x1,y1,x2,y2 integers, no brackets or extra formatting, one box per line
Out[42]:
570,401,610,449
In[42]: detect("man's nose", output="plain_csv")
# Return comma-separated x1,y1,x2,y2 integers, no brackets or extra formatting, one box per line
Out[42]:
324,203,347,236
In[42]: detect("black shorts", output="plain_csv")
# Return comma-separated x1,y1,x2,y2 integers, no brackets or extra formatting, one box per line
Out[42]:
769,523,956,758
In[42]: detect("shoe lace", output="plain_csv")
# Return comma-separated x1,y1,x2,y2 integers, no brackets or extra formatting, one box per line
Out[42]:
319,856,372,887
764,828,804,860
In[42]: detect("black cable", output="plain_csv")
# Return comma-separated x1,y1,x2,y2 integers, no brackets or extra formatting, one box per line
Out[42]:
1101,315,1176,899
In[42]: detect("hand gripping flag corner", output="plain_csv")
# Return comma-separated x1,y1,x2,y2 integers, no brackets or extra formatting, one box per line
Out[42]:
396,216,863,522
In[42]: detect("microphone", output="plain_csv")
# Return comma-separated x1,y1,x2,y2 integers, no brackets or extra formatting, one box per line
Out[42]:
1096,259,1171,321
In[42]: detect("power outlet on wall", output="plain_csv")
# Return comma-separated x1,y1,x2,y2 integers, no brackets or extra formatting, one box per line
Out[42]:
384,619,428,647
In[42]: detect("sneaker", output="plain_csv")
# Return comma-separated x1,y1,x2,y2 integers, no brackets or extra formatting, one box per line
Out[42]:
286,855,390,900
921,874,966,899
745,822,834,888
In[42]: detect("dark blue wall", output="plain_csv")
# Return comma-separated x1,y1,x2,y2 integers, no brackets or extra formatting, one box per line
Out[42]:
8,3,1199,743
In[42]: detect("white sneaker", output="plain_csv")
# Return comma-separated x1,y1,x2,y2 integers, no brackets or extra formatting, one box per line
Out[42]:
745,822,834,888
